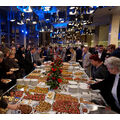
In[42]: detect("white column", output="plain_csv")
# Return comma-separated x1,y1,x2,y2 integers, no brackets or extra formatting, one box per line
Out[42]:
108,14,120,47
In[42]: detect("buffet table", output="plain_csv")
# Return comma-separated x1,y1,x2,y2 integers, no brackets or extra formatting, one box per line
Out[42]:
1,62,117,114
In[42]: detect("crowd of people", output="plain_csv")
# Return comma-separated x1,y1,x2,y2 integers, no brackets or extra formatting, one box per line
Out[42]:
0,43,120,113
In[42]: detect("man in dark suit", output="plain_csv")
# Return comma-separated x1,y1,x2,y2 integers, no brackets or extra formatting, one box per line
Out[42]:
25,48,37,75
76,47,82,62
111,46,120,58
95,45,107,62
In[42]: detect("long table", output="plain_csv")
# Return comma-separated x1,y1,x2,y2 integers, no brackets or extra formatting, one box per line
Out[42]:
2,62,117,114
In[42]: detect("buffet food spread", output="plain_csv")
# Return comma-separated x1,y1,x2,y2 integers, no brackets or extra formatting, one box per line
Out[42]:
1,62,116,114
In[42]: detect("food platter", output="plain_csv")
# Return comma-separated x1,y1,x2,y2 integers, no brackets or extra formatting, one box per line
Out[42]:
53,100,80,114
19,104,32,114
34,101,52,113
46,91,55,100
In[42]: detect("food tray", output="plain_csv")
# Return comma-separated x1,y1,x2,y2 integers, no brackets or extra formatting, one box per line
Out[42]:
46,91,55,100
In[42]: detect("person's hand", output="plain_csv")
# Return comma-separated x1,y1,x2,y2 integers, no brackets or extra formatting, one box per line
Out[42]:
34,63,37,67
105,106,111,111
89,77,93,80
6,71,14,75
15,59,18,62
22,54,25,58
7,104,20,110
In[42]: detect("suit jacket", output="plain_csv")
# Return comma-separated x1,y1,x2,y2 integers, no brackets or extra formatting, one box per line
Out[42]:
25,52,34,74
76,49,82,61
82,52,91,69
94,50,107,62
4,57,19,80
100,50,107,62
111,48,120,58
0,60,6,79
16,49,25,69
82,52,91,77
91,74,120,113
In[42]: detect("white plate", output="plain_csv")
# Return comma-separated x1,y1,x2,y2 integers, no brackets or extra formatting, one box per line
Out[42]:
68,81,77,85
95,79,104,81
86,104,98,111
79,83,89,90
80,68,84,71
80,103,90,114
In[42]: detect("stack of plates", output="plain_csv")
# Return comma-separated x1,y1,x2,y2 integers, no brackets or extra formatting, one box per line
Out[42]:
68,81,77,85
68,85,79,93
17,79,24,85
24,79,30,85
79,83,88,90
30,79,38,86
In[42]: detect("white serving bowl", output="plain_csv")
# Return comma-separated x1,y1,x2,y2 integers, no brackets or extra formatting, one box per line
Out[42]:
79,83,88,90
68,81,78,85
68,85,79,93
24,79,30,85
30,79,38,86
17,79,24,85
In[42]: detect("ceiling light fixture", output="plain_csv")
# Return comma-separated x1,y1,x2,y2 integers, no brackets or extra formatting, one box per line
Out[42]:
44,6,51,11
26,18,30,21
89,10,94,14
70,7,75,9
17,21,24,25
32,21,37,24
10,19,15,22
24,6,32,13
46,19,50,21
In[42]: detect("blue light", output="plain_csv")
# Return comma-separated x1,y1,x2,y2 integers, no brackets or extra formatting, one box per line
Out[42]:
22,30,24,33
25,31,28,34
57,41,63,44
37,35,39,38
50,33,52,37
17,6,29,13
53,22,68,28
33,6,57,20
80,30,84,34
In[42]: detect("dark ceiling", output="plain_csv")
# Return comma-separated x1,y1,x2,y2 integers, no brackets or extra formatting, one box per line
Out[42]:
0,6,119,39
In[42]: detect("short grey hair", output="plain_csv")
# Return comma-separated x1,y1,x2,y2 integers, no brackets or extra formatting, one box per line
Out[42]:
104,57,120,71
0,51,4,58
